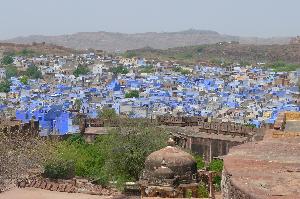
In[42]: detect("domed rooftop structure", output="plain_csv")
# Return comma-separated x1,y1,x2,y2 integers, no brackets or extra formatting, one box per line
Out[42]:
154,164,174,180
141,138,197,185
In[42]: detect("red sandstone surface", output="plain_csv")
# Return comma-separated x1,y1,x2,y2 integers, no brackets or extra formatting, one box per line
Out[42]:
224,130,300,199
0,188,109,199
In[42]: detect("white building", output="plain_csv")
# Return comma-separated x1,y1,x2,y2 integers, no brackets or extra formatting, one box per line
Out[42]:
92,64,103,75
0,68,6,79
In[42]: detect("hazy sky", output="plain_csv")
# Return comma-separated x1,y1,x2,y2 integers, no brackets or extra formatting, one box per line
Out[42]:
1,0,299,39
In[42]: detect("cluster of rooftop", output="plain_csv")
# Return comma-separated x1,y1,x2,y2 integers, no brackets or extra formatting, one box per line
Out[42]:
0,52,299,135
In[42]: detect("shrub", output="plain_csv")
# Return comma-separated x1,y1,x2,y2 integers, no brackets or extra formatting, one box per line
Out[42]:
268,61,300,72
1,56,14,65
123,51,137,58
98,108,117,120
197,182,209,198
44,159,75,179
172,67,191,75
51,121,168,189
125,90,139,98
110,66,129,75
0,80,11,93
185,189,193,198
140,66,154,73
20,76,28,85
73,65,90,77
194,154,205,169
5,65,18,79
213,175,222,191
0,133,54,188
208,159,223,173
26,66,42,79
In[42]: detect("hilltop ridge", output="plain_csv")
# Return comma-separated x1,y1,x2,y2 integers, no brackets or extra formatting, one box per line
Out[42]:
3,29,291,52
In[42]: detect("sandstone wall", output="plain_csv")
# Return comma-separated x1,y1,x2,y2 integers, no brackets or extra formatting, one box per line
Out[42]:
221,169,256,199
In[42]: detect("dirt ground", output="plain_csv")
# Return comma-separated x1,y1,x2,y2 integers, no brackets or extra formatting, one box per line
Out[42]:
0,188,110,199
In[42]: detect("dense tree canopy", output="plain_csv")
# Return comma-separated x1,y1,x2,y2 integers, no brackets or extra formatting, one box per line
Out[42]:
73,65,90,77
47,120,169,189
1,56,14,65
0,80,11,93
110,66,129,75
125,90,139,98
74,99,82,110
268,61,300,72
26,66,42,79
208,159,223,172
140,65,154,73
172,67,191,75
98,108,117,120
20,76,28,85
5,65,18,79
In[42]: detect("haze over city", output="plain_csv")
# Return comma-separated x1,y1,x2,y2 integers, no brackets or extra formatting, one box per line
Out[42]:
0,1,299,199
0,0,300,39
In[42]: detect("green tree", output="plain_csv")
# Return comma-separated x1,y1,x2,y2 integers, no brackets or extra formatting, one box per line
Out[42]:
20,76,28,85
73,65,90,77
74,99,82,111
172,67,190,75
18,49,36,57
53,136,106,180
5,65,18,79
239,60,251,66
185,189,193,198
98,123,168,184
44,159,75,180
0,80,11,93
140,66,154,73
1,56,14,65
98,108,117,120
208,159,223,172
208,159,223,192
51,121,169,189
197,182,209,198
26,66,42,79
194,155,205,169
125,90,139,98
110,66,129,75
268,61,300,72
123,51,137,58
213,175,222,191
180,69,191,75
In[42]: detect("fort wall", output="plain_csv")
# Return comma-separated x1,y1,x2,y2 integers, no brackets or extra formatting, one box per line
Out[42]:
0,119,39,136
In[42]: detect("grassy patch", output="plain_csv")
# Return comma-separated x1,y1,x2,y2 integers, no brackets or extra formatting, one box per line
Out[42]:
268,61,300,72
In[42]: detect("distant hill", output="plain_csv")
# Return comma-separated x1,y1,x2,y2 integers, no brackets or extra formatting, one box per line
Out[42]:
3,29,291,52
125,43,300,64
0,42,81,57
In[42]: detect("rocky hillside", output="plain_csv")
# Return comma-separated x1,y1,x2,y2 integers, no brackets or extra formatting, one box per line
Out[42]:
125,43,300,64
0,42,81,57
3,30,291,52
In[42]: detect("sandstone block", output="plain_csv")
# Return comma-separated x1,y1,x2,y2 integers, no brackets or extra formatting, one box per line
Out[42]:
58,184,67,192
51,183,59,191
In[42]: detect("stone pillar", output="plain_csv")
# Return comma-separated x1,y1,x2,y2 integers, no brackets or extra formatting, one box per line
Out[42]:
226,142,229,154
208,171,215,199
209,139,212,162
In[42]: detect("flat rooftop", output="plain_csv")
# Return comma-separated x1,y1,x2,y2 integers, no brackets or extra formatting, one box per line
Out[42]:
167,126,249,142
223,130,300,198
285,121,300,132
0,188,108,199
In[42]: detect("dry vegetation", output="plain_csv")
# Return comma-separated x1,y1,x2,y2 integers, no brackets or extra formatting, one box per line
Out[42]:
0,42,80,57
0,133,54,191
125,43,300,65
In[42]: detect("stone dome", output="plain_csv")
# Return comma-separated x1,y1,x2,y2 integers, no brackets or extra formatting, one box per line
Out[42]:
143,138,197,184
154,166,174,179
